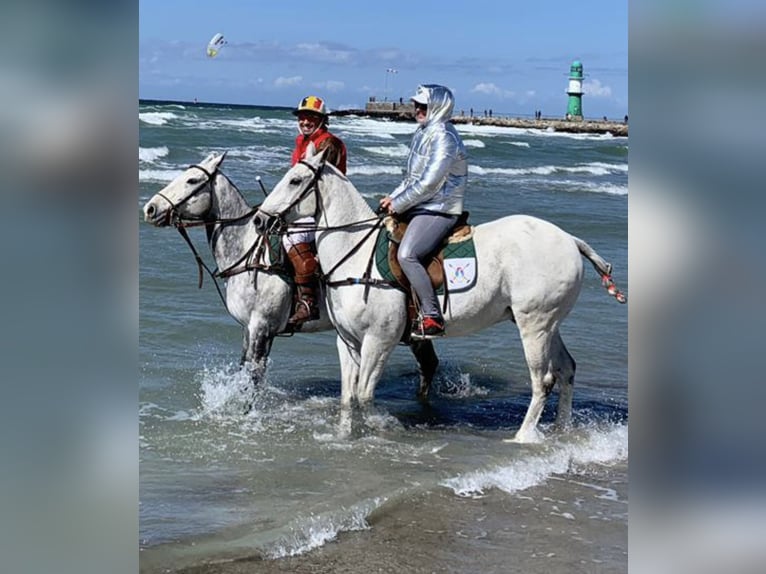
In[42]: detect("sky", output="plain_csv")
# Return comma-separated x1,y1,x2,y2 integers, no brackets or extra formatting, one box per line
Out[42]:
139,0,627,119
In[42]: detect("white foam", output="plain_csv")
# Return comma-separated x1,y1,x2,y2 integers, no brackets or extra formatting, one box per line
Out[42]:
360,143,410,157
456,122,625,141
441,423,628,497
463,139,486,148
549,179,628,196
139,111,178,126
347,165,403,176
199,363,266,419
469,162,628,178
139,146,169,163
508,141,531,148
335,116,415,138
267,497,382,558
436,372,490,398
139,168,182,183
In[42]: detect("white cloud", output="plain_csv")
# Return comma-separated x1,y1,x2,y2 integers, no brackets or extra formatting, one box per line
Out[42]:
583,79,612,98
312,80,345,93
471,82,501,95
470,82,515,98
274,76,303,88
295,43,352,63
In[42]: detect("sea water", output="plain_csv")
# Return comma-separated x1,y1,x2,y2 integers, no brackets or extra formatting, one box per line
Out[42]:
139,101,628,572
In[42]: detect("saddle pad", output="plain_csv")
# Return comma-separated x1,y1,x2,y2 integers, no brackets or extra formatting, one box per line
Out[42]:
375,227,478,293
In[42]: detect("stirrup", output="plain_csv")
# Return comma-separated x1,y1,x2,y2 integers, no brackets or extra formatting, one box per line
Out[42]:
410,316,445,340
288,298,319,325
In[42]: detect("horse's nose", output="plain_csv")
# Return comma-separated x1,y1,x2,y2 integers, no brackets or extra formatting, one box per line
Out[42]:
144,203,156,221
253,211,275,233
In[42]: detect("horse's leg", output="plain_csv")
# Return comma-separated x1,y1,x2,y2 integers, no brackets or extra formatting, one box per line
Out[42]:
357,336,398,403
551,330,576,430
242,322,274,413
508,319,556,443
410,340,439,401
336,335,360,437
239,329,250,366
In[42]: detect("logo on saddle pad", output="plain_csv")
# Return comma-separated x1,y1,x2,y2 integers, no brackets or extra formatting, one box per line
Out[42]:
375,214,477,294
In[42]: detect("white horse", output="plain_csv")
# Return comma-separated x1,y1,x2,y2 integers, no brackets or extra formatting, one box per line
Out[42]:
254,150,626,442
142,152,438,399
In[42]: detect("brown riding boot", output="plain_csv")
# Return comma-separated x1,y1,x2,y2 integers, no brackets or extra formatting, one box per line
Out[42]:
287,242,320,325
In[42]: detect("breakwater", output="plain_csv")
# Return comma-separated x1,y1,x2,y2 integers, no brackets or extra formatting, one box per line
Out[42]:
331,104,628,136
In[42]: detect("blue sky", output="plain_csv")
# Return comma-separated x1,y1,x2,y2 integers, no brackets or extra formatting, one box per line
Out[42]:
139,0,627,119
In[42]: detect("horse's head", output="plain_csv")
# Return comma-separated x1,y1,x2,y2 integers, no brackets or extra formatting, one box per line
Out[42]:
143,151,227,226
253,149,327,234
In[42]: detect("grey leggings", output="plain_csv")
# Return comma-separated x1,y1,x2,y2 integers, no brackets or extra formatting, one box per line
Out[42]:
397,212,458,318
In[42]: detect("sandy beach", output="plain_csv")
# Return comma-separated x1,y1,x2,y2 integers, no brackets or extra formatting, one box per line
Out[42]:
142,462,627,574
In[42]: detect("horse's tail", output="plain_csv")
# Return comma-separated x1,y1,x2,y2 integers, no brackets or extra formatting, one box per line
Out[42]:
574,237,627,304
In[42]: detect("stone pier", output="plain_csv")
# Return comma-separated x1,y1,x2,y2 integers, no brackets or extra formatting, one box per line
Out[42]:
330,101,628,136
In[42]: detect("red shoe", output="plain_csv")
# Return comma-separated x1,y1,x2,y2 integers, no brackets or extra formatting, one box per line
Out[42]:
411,316,445,339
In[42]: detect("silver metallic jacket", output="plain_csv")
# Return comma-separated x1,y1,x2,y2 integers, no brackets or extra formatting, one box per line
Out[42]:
390,85,468,216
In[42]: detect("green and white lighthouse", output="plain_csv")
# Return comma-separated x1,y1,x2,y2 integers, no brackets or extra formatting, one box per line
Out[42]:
566,60,584,120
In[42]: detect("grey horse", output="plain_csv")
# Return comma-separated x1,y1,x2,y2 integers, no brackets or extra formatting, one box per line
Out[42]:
143,152,438,401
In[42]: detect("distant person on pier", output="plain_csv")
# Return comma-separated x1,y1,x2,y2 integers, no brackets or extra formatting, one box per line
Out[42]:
285,95,347,326
379,84,468,339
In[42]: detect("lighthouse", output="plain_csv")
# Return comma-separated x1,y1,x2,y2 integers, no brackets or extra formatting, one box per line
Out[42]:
566,60,584,120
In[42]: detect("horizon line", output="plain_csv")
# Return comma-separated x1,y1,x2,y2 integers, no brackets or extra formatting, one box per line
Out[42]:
139,98,293,111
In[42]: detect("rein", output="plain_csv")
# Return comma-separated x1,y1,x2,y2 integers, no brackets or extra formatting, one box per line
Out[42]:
162,164,286,316
274,160,402,299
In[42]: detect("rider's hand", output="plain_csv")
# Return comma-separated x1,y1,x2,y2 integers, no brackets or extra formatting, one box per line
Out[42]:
378,196,394,215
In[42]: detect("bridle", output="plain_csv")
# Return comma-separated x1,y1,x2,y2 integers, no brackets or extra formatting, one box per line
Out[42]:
155,163,257,229
153,163,214,227
153,163,276,315
254,159,325,235
254,159,400,297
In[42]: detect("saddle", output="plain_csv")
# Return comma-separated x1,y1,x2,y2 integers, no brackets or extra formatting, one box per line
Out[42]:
383,211,473,292
377,212,474,338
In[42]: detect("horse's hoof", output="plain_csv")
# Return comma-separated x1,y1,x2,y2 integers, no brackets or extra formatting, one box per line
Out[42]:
504,428,544,444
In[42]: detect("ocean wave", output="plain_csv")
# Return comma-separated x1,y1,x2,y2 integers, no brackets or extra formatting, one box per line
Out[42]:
569,180,628,196
334,116,415,138
441,423,628,497
139,168,182,183
266,497,382,559
508,141,530,148
462,139,486,148
139,146,169,163
347,165,404,176
470,161,628,177
360,144,410,157
139,111,178,126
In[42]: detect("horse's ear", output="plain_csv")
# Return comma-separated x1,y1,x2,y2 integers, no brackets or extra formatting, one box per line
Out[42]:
304,144,329,167
210,150,227,170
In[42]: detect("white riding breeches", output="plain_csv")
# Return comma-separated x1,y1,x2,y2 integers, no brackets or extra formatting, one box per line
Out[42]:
282,216,316,249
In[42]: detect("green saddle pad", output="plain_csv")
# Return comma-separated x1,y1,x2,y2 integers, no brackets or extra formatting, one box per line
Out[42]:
374,227,477,293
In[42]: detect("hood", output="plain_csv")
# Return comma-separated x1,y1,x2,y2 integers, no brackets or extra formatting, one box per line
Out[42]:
412,84,455,124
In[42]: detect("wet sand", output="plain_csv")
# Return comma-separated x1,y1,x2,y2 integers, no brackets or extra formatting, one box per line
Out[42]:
147,463,627,574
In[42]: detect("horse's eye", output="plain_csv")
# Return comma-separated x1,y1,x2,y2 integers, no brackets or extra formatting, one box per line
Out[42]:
289,177,302,186
188,177,202,185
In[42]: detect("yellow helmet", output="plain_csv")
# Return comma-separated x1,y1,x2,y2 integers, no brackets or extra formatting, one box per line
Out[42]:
293,95,327,116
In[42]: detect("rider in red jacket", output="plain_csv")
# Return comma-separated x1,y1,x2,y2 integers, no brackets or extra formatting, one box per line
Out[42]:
285,96,347,325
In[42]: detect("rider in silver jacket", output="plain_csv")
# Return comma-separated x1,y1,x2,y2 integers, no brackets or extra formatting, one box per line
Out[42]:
380,84,468,339
389,85,467,215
